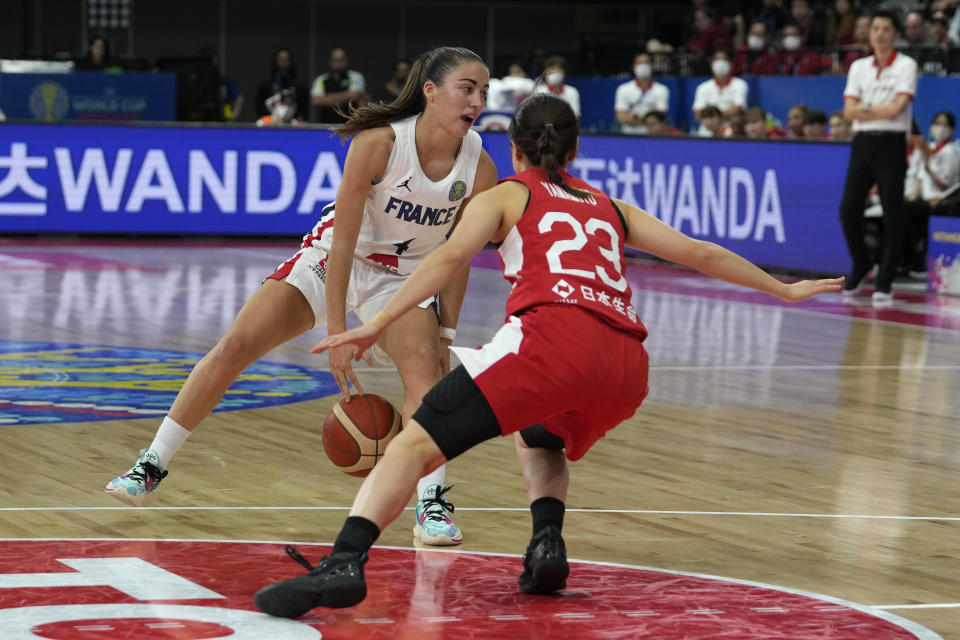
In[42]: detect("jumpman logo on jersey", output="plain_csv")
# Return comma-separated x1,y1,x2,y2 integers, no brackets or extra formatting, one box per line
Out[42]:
393,238,415,255
396,177,413,192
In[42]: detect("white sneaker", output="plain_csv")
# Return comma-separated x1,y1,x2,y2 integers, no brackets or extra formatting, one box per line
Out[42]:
872,291,893,307
413,484,462,546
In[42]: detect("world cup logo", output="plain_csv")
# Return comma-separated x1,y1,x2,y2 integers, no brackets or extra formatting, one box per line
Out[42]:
28,82,70,121
448,180,467,202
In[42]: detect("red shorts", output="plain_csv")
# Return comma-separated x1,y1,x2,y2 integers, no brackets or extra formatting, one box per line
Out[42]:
450,305,649,461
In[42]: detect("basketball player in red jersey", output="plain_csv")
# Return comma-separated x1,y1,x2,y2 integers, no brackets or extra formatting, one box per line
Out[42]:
254,94,842,617
105,46,498,546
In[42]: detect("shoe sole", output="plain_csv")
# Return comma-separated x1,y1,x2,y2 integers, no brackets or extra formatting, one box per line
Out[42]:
104,486,156,507
413,524,462,546
518,557,569,595
254,575,366,617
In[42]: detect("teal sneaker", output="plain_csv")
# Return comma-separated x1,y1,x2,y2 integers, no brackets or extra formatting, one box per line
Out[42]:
104,449,168,506
414,484,462,546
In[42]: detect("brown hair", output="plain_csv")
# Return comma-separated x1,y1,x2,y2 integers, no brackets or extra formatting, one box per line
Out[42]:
335,46,484,140
509,94,593,200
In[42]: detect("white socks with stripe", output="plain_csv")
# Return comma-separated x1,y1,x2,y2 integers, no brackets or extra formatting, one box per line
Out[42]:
148,416,192,469
417,464,446,499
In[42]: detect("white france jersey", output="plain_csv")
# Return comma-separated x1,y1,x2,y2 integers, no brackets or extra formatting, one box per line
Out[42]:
304,114,482,276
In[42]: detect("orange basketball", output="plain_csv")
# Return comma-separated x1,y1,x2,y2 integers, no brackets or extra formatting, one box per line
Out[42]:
322,393,402,477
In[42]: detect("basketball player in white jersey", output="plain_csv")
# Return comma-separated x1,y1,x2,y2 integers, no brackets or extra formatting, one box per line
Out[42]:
105,46,498,546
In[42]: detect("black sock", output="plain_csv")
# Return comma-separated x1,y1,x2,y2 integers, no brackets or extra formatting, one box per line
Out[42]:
332,516,381,556
530,497,565,536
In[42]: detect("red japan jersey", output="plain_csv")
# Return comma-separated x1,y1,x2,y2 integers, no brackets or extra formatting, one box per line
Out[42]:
497,168,647,340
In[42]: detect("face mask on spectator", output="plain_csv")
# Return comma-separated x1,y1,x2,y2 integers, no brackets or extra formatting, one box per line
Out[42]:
783,35,802,51
546,71,564,86
634,63,652,79
747,35,766,50
711,60,731,77
929,124,952,142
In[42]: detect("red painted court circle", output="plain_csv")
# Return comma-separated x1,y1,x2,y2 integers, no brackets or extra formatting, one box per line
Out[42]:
0,539,940,639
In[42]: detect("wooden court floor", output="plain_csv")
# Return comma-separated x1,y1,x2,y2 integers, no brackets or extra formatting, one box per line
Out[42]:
0,239,959,638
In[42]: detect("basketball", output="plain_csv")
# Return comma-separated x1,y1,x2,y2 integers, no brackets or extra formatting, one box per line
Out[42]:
322,394,402,477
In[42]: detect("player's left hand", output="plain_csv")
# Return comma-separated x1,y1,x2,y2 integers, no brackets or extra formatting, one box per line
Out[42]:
779,277,845,302
312,323,380,363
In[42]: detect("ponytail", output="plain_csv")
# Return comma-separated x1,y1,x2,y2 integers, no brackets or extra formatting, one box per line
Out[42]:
335,46,483,141
509,94,592,200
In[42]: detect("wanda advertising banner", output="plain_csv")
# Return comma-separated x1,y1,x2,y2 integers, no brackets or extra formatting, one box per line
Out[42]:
0,122,851,274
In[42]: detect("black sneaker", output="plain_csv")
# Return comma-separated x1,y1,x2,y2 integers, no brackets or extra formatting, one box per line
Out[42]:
842,264,877,298
254,545,368,617
517,525,569,594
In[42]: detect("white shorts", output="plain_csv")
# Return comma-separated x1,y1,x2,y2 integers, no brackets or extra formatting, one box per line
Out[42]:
268,246,435,365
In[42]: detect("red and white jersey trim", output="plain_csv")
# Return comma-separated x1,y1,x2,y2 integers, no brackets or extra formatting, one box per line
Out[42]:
450,315,523,378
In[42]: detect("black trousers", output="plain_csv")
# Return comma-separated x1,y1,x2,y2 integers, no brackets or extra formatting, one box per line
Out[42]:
839,131,908,291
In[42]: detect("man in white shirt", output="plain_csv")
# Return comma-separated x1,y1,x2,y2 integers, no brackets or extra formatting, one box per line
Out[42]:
839,10,918,306
614,53,670,135
486,62,535,112
691,51,748,136
534,56,580,116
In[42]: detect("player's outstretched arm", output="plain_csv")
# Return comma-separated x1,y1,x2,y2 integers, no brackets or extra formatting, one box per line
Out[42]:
615,198,843,302
313,185,508,358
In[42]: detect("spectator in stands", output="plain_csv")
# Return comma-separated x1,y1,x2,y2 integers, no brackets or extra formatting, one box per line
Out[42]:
802,109,828,138
685,8,733,54
902,11,932,46
311,47,368,124
756,0,790,37
256,87,301,127
779,23,835,75
199,46,243,122
723,109,746,137
744,106,771,138
786,103,807,137
692,50,748,134
380,59,409,103
904,111,960,271
791,0,826,46
698,105,726,137
829,110,853,140
929,11,959,45
75,34,121,73
487,62,535,112
534,56,580,116
256,48,309,122
615,53,670,134
734,20,780,75
826,0,858,45
843,15,873,72
643,111,682,136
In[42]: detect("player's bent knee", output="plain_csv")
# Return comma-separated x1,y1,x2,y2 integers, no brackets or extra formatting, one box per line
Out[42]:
518,423,566,451
207,335,257,373
413,366,502,461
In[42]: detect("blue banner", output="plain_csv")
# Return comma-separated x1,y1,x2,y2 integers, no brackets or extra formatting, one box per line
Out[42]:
0,72,176,122
0,122,852,273
929,216,960,294
482,132,852,274
0,123,346,234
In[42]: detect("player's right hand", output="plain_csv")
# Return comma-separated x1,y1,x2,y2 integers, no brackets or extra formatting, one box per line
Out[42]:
325,343,366,402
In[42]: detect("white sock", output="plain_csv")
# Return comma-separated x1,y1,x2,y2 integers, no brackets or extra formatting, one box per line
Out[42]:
148,416,192,469
417,464,446,499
